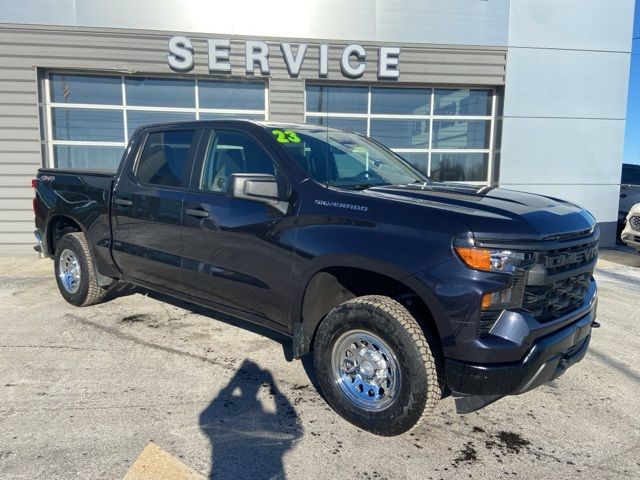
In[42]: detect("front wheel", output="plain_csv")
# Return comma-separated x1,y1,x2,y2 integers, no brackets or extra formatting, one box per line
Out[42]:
54,232,108,307
313,295,443,436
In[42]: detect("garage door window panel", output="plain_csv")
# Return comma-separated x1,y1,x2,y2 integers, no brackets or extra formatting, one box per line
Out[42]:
45,73,267,171
305,84,496,184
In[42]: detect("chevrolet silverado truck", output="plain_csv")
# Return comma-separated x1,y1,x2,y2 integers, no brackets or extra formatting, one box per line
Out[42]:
33,120,599,436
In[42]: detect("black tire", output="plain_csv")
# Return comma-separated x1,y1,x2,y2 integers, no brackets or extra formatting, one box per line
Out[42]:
313,295,443,436
54,232,108,307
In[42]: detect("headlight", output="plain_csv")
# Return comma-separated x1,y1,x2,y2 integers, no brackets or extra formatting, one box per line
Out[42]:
453,236,532,274
453,236,531,311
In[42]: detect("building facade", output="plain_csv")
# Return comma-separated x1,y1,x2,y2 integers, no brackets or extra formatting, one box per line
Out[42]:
0,0,635,253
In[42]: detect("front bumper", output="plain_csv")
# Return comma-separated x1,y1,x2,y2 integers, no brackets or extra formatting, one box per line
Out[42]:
621,210,640,251
446,301,595,398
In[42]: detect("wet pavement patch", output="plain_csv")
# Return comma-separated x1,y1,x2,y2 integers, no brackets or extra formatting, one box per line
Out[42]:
452,441,478,467
496,431,531,454
120,314,151,324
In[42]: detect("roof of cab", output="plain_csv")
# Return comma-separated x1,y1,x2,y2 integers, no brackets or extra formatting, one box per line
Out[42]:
133,119,345,133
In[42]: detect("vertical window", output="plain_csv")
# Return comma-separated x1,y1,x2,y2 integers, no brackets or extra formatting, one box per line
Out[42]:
45,74,267,171
305,85,495,183
135,130,196,187
200,130,277,192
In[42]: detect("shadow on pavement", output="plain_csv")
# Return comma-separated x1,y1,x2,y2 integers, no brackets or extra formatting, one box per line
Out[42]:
135,288,295,361
199,359,303,479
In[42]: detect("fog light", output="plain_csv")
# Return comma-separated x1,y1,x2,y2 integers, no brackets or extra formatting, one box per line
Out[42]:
481,273,526,310
482,289,516,310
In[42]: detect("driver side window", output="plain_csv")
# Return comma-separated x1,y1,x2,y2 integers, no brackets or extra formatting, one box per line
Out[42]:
200,130,276,192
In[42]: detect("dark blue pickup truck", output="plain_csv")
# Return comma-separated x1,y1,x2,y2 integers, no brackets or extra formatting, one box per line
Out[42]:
33,120,599,435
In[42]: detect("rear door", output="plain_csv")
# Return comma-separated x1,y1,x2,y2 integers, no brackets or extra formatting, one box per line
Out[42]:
111,127,200,290
181,127,295,326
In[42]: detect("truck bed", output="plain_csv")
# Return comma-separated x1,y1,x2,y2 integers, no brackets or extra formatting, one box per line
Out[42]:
34,167,118,277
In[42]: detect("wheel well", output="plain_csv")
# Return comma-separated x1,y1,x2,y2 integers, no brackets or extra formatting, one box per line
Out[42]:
47,216,82,254
299,267,441,355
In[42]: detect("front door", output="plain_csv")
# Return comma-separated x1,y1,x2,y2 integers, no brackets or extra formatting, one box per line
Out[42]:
181,128,295,326
111,128,199,290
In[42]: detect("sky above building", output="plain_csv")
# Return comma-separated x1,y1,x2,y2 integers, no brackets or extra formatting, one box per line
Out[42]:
623,0,640,165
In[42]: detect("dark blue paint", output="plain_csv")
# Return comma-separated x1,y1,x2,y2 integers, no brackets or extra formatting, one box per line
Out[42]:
35,120,598,385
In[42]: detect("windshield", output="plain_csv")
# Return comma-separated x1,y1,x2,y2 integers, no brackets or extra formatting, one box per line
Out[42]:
268,126,427,189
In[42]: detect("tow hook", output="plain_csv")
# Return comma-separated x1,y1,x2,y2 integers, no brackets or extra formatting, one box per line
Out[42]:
591,321,601,328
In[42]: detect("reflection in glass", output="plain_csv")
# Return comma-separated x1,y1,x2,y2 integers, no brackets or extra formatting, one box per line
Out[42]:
127,111,195,137
396,152,429,176
54,145,124,170
432,120,490,149
125,77,195,108
370,119,429,149
306,85,368,113
305,116,367,135
199,112,265,120
430,153,488,182
50,74,122,105
52,108,123,141
199,81,265,110
434,89,492,116
371,88,430,115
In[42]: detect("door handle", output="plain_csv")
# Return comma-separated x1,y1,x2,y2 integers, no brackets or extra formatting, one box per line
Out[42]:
620,194,627,198
185,208,210,218
114,198,133,206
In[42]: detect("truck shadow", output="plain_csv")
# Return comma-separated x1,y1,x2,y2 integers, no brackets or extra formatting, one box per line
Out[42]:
199,359,303,479
129,287,295,360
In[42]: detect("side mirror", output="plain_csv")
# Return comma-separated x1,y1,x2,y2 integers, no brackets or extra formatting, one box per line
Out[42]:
229,174,289,213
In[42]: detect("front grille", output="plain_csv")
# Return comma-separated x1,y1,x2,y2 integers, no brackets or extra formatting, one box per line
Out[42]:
629,216,640,231
543,240,598,275
542,228,593,241
523,272,591,323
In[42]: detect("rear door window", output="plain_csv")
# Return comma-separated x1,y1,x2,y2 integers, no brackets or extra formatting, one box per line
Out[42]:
135,130,197,187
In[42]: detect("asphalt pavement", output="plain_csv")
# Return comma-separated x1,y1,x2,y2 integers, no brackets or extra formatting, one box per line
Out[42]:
0,252,638,479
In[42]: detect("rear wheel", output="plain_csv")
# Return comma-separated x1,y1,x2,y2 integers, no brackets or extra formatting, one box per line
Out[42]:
54,232,108,307
313,295,443,436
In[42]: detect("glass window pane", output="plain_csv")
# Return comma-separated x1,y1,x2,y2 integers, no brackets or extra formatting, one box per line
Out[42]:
371,88,430,115
125,77,194,108
199,81,265,110
135,130,196,187
50,74,122,105
434,88,492,116
305,116,367,135
430,153,488,182
621,165,640,185
54,145,124,170
395,152,429,176
432,120,490,149
370,119,429,149
52,108,124,141
199,112,265,121
127,111,195,137
306,85,368,113
200,130,276,192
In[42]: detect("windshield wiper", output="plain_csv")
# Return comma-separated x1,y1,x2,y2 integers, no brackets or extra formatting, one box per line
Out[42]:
342,183,390,191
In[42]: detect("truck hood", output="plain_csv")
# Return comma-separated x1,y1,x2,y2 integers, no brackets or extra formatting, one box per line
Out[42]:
363,183,596,240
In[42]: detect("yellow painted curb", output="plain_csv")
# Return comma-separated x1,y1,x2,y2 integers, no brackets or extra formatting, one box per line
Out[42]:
123,442,205,480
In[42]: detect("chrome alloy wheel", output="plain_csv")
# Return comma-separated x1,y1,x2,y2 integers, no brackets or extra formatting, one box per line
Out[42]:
58,248,81,293
331,330,401,411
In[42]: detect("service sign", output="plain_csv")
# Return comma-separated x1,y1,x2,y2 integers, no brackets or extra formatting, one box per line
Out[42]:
167,35,401,79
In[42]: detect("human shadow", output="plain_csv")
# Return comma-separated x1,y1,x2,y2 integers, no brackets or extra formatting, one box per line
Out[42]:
199,359,303,479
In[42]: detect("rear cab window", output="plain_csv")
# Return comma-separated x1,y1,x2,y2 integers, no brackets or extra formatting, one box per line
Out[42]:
134,129,197,188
